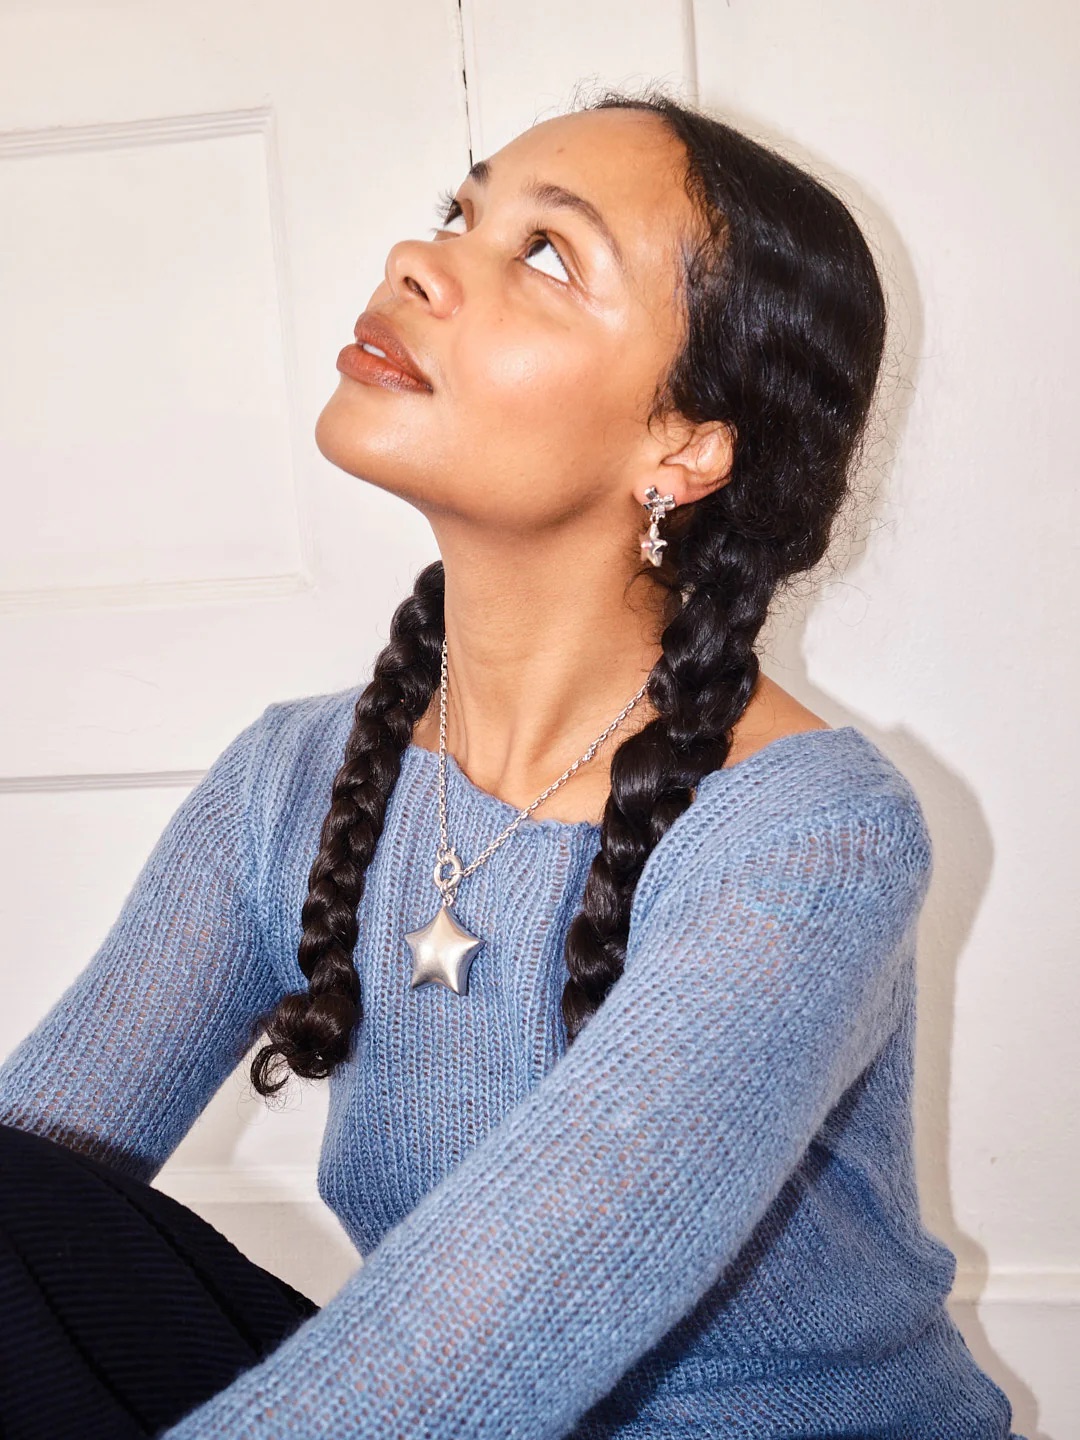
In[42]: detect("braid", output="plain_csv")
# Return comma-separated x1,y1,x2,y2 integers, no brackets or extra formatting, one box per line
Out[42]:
562,518,780,1040
247,81,888,1088
560,83,887,1041
247,561,445,1095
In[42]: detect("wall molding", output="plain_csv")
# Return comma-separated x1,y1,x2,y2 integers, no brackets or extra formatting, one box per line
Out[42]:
0,103,315,615
0,767,210,794
0,106,278,158
0,571,314,617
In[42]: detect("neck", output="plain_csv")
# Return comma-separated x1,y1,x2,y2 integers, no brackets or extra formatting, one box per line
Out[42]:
411,514,670,809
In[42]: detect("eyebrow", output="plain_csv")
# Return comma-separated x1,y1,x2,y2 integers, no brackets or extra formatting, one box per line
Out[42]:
464,157,627,274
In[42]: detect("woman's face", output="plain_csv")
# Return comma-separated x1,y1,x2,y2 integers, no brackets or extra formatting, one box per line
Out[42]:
315,107,700,533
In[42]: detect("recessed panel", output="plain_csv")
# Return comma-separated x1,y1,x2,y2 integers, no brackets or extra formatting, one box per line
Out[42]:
0,122,301,593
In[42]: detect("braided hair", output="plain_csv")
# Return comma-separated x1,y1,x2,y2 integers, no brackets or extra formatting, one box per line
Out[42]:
247,84,889,1097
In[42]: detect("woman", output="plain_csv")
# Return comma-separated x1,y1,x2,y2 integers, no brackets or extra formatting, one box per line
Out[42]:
0,87,1023,1438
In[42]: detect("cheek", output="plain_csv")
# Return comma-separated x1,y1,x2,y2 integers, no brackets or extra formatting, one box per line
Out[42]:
454,326,623,462
449,365,633,531
461,328,570,407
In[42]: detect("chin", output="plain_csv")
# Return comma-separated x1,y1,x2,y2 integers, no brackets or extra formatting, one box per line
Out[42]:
311,396,438,514
314,385,372,473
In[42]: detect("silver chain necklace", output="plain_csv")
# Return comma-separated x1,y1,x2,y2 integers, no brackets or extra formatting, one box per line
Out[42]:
405,635,651,996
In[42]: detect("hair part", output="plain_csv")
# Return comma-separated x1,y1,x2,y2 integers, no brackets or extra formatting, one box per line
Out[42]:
244,82,889,1095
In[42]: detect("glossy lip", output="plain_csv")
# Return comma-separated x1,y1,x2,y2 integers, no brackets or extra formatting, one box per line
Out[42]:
349,310,433,390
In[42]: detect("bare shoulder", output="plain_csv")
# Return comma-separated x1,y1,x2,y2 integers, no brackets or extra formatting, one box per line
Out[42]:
723,674,831,769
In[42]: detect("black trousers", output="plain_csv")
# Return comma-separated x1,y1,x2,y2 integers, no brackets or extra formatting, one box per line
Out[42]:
0,1120,321,1439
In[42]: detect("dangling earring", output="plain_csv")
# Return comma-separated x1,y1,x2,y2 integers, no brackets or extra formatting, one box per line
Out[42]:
639,485,677,567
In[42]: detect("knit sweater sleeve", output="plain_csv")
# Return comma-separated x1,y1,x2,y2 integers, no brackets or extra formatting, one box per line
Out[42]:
0,707,282,1184
159,777,934,1440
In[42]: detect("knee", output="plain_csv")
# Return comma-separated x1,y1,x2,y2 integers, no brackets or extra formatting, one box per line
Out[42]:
0,1120,85,1179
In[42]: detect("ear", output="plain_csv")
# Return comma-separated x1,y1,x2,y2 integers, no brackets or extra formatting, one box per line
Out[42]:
637,416,736,508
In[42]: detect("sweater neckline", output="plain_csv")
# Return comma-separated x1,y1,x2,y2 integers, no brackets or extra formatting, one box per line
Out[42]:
404,725,865,837
405,743,603,834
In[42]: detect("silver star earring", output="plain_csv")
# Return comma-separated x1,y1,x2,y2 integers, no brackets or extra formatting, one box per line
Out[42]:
639,485,677,566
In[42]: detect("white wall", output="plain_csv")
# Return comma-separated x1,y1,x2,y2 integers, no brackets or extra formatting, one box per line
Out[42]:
1,2,1073,1434
679,6,1076,1435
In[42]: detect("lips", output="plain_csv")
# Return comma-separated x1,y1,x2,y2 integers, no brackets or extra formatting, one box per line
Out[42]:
352,311,433,389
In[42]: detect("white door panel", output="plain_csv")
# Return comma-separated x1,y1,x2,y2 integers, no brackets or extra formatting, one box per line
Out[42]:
0,1,468,772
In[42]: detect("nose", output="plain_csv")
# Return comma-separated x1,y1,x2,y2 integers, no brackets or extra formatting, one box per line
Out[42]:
384,237,462,317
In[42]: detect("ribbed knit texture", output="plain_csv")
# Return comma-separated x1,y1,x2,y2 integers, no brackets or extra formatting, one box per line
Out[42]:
0,684,1021,1439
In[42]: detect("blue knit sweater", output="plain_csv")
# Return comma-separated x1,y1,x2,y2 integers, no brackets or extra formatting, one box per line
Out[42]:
0,684,1022,1438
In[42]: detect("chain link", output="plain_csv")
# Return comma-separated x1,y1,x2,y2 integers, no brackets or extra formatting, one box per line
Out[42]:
433,635,650,905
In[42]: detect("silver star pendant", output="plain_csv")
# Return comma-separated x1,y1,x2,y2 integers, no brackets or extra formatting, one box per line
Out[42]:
406,902,484,995
640,532,669,565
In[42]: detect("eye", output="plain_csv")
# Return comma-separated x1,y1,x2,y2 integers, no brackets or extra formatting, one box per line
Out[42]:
521,231,571,285
430,189,467,235
429,188,466,236
429,190,572,287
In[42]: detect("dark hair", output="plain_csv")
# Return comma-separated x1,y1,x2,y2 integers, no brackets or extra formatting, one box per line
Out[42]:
246,83,889,1096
